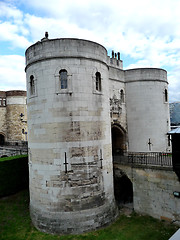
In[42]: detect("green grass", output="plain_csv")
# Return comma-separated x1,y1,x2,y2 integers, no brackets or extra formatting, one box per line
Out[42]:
0,155,28,162
0,190,178,240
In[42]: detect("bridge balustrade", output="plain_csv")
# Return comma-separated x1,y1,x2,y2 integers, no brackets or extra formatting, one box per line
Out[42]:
113,152,172,167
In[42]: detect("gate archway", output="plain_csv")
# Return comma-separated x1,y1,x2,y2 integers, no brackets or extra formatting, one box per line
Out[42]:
113,168,133,205
111,124,126,156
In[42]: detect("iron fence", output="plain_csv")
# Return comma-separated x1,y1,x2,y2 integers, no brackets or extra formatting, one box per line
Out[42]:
113,152,172,167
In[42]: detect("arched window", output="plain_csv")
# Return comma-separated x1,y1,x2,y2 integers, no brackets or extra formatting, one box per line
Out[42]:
120,89,124,103
59,69,68,89
165,89,168,102
30,75,35,95
95,72,101,91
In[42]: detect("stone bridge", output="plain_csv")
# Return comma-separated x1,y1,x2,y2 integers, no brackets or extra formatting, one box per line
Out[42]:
113,153,180,225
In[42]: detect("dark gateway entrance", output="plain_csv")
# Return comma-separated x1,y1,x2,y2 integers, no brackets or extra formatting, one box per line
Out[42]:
113,168,133,205
111,124,126,156
168,128,180,180
111,125,133,205
0,134,5,145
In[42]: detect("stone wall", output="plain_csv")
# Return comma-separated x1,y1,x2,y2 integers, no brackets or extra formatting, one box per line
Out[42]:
114,163,180,224
0,107,7,139
6,104,27,142
0,146,28,157
0,91,27,144
109,67,127,131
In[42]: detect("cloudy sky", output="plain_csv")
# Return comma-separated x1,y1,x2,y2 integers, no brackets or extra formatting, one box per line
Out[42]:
0,0,180,102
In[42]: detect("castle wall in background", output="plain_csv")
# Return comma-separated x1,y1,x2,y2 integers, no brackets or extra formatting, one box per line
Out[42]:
0,90,27,145
170,102,180,126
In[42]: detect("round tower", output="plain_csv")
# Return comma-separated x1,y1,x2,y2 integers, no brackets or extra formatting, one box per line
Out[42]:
25,37,118,234
125,68,170,152
6,90,27,144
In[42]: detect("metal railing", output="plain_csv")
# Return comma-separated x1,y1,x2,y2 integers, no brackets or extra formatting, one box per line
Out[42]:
113,152,172,167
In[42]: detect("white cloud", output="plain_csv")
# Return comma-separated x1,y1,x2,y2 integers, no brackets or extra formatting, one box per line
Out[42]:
1,0,180,101
168,68,180,102
0,2,23,20
0,21,31,48
0,55,26,90
0,2,31,49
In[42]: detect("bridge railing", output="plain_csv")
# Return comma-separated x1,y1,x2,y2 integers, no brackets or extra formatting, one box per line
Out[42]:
113,152,172,167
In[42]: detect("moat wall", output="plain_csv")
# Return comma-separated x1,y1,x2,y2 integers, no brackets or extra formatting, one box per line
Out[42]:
114,163,180,224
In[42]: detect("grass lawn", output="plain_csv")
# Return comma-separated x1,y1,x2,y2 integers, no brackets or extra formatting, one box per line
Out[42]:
0,189,178,240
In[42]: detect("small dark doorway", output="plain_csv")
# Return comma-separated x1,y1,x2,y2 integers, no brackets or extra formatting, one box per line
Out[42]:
0,134,5,145
114,168,133,205
168,129,180,180
111,125,126,156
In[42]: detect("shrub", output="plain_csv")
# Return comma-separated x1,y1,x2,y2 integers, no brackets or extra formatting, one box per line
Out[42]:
0,155,29,197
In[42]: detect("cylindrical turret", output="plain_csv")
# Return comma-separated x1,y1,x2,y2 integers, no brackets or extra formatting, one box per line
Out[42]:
125,68,170,152
6,90,27,143
25,37,118,234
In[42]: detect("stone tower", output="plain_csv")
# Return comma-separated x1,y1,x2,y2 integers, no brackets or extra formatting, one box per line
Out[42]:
0,90,27,145
125,68,170,152
25,36,118,234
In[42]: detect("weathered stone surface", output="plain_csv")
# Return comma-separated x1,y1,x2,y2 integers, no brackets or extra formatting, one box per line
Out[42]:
30,200,118,234
26,38,118,234
115,163,180,224
0,90,27,144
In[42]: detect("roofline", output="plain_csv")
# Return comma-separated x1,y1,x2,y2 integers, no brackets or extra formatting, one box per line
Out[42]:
25,38,107,55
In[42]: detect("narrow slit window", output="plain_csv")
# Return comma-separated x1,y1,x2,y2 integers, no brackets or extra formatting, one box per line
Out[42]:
30,75,35,95
168,135,171,147
3,99,6,106
95,72,101,91
60,69,68,89
120,89,124,103
165,89,168,102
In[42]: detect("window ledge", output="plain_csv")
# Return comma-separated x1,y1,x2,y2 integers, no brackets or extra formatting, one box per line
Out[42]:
93,91,103,95
29,94,37,99
56,90,73,95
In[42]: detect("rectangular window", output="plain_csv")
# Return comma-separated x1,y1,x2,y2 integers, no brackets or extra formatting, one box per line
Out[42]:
3,99,6,106
0,98,6,106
